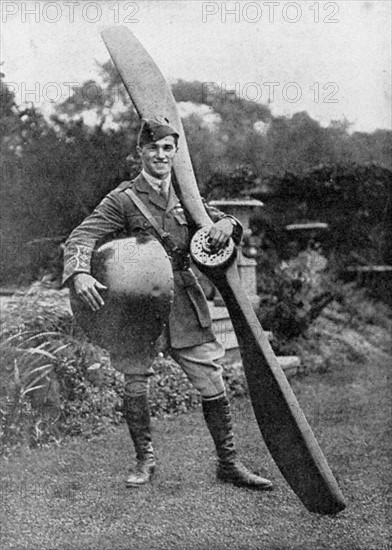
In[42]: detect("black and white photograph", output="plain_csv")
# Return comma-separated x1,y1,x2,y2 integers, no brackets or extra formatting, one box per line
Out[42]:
1,1,391,548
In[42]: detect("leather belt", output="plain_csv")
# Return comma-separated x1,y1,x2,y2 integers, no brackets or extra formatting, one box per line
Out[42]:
171,254,190,271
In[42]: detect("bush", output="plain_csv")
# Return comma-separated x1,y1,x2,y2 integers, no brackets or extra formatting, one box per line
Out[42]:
257,247,334,341
0,284,249,455
149,357,247,417
0,333,67,453
252,163,392,267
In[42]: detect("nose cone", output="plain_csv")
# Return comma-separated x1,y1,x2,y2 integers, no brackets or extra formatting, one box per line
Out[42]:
70,236,174,357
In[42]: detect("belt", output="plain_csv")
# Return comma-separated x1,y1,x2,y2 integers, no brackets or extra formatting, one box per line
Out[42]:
171,253,191,271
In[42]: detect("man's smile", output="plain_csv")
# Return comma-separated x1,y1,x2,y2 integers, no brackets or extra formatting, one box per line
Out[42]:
138,135,177,179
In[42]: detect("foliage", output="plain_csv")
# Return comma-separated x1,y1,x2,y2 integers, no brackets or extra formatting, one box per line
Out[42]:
333,283,392,333
2,298,391,550
172,79,270,189
257,247,334,340
251,162,392,268
1,271,390,455
0,286,119,453
0,70,139,284
204,165,259,200
0,334,67,452
0,284,248,455
1,65,392,283
149,357,246,417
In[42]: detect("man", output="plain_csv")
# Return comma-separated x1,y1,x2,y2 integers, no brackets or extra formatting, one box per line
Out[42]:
63,116,273,491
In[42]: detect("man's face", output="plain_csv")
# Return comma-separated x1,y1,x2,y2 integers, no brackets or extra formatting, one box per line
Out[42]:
137,135,177,180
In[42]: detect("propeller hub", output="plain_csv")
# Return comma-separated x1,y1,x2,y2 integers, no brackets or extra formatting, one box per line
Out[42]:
190,227,236,270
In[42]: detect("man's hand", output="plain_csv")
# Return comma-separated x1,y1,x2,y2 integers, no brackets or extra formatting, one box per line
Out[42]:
207,218,234,251
73,273,107,311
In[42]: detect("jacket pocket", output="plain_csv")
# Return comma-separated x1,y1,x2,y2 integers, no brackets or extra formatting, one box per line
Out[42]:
181,270,212,328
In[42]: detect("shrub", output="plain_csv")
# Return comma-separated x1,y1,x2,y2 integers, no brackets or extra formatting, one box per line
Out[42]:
0,284,249,454
149,357,247,417
0,333,67,453
257,247,334,341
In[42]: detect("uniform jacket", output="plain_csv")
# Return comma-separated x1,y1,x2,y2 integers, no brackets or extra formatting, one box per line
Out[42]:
63,174,243,349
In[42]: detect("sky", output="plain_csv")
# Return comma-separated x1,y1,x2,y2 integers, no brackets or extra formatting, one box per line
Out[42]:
1,0,391,133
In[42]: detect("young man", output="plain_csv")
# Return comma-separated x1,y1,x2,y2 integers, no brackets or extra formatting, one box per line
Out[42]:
63,116,273,491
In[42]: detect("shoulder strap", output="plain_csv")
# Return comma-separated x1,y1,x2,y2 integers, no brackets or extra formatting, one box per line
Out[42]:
123,187,180,254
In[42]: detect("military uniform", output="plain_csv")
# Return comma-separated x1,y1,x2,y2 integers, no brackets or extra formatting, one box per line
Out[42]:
63,172,241,353
63,117,273,491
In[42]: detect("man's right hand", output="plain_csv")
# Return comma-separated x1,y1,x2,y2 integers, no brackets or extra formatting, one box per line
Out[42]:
73,273,108,311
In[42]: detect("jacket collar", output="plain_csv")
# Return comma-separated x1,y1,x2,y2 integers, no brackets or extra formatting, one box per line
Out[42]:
133,172,180,212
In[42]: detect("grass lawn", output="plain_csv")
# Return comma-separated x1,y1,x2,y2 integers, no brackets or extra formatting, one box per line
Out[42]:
1,314,391,549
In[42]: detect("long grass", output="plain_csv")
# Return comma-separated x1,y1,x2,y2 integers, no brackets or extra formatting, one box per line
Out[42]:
0,328,70,452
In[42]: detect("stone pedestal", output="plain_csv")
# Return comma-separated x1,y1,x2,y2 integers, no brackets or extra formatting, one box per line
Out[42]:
236,249,260,309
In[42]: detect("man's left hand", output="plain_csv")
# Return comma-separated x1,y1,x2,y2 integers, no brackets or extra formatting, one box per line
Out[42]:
207,218,234,251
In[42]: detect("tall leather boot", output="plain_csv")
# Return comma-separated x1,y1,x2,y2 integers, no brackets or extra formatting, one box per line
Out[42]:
202,395,273,490
123,393,155,487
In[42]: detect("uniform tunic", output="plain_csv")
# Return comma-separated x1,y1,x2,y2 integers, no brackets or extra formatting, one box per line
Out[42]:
63,173,242,352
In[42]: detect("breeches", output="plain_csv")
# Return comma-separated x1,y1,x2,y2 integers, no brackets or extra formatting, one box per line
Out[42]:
112,340,226,398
